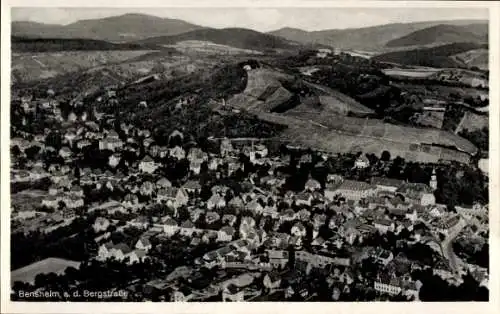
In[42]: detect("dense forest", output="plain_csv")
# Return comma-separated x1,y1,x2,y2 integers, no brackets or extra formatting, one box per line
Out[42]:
373,42,487,68
11,36,157,52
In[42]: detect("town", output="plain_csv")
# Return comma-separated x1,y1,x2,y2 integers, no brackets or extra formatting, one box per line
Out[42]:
10,83,489,302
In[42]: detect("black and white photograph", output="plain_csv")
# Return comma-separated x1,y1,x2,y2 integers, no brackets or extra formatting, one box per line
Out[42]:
2,1,497,308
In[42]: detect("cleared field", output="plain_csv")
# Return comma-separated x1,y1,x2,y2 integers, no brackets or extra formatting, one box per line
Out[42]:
12,50,155,83
166,40,263,55
455,111,489,133
416,110,445,129
382,67,440,78
451,49,488,71
318,95,374,116
11,257,81,285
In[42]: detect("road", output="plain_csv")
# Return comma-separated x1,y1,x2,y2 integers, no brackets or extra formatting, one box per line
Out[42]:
440,218,468,274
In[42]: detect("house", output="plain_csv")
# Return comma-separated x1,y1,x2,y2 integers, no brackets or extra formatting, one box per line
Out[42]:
327,174,343,184
183,180,201,194
64,131,77,144
127,249,147,264
435,215,462,236
99,137,123,151
295,192,313,207
128,216,149,229
312,213,327,230
59,147,72,159
205,211,221,225
111,243,133,261
169,146,186,160
208,157,223,171
263,272,282,290
187,148,208,163
157,187,189,208
123,194,139,208
374,219,395,234
267,249,289,269
291,222,307,238
143,138,154,148
220,139,234,157
218,226,236,242
69,185,84,197
108,153,121,168
335,180,375,201
374,248,394,266
354,155,369,169
189,160,202,175
156,177,172,189
246,200,264,214
228,196,244,209
180,220,196,237
97,242,115,260
168,130,184,142
207,193,226,209
77,139,92,149
374,273,418,298
140,181,155,196
371,177,404,192
139,156,158,173
93,217,110,233
222,214,237,227
135,237,152,252
163,218,179,236
396,183,435,206
63,195,84,209
304,178,321,191
41,195,60,209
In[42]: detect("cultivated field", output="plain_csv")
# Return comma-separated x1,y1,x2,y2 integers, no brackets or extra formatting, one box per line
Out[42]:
282,110,476,155
12,50,155,83
455,111,489,133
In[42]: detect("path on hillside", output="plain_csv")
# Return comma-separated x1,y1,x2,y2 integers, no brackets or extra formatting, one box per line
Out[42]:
454,114,467,134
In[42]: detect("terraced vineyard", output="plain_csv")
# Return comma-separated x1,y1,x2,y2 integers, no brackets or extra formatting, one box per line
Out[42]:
226,66,478,164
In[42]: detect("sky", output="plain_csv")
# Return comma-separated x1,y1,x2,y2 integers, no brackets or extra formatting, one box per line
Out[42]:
11,7,489,32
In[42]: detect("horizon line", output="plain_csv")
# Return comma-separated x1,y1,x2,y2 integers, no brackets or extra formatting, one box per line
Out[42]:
10,11,489,33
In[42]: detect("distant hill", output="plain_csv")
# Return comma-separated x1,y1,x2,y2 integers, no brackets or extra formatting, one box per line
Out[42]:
373,42,488,68
12,13,203,42
134,28,302,51
269,20,487,51
11,36,157,52
386,24,488,47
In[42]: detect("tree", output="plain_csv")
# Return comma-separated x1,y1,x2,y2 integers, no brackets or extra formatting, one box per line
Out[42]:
11,145,21,158
25,145,41,160
381,150,391,162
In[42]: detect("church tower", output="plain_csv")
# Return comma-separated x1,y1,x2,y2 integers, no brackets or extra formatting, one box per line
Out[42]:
430,168,437,191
